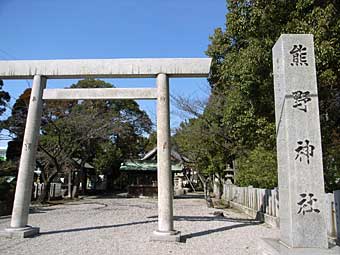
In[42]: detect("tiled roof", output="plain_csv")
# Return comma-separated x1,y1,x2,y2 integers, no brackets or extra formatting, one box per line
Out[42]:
120,160,183,172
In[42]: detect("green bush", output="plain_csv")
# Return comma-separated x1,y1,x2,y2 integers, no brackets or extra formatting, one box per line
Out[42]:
0,177,15,216
235,146,277,189
323,145,340,192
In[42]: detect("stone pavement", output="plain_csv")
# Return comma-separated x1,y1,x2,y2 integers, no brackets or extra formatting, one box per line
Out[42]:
0,194,279,255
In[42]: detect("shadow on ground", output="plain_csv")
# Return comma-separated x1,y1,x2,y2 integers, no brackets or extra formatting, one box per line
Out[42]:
29,207,57,214
148,215,261,242
87,192,205,200
39,219,158,236
174,193,205,199
147,215,258,223
38,215,261,241
180,221,261,242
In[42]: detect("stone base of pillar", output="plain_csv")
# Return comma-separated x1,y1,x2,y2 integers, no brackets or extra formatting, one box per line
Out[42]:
0,226,39,238
150,230,181,242
258,238,340,255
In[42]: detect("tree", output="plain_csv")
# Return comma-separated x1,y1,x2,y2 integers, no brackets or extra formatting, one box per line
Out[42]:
235,146,277,189
0,80,13,215
144,131,157,152
3,88,30,162
205,0,340,190
37,79,152,199
173,110,233,199
173,118,210,196
3,79,153,201
0,79,10,117
0,79,11,148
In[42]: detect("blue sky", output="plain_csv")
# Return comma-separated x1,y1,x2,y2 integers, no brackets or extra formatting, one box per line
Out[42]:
0,0,227,147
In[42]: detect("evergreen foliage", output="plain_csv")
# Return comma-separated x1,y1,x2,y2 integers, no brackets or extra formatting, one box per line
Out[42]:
0,79,10,117
175,0,340,191
2,79,152,200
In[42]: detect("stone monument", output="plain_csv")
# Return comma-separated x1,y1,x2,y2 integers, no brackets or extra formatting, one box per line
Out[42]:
260,34,340,254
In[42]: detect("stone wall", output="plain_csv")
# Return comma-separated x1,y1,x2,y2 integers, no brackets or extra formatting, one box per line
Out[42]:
223,184,339,242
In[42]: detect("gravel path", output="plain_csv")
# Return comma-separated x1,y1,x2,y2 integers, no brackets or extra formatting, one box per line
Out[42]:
0,194,279,255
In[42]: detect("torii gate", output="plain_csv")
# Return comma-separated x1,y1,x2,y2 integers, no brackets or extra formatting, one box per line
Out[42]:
0,58,211,241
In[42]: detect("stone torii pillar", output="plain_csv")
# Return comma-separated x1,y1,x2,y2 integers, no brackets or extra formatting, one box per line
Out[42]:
5,75,46,238
0,58,211,240
152,73,181,241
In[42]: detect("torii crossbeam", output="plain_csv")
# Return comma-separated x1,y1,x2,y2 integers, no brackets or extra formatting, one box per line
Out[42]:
0,58,211,242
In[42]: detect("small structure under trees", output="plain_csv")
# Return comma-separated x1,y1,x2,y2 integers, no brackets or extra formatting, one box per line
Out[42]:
119,147,188,197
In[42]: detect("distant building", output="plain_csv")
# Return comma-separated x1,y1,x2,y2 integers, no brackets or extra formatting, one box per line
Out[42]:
120,159,183,184
119,147,186,197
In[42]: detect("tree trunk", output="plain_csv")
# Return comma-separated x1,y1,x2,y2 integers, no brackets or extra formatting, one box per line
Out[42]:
68,170,72,198
214,173,223,200
72,171,80,198
37,170,58,203
106,173,114,192
197,173,209,200
80,167,87,195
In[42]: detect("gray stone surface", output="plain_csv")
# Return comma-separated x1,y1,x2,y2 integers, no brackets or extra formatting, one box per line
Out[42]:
156,73,178,236
0,226,39,238
151,230,181,242
0,58,211,79
0,195,280,255
259,238,340,255
9,75,46,230
273,34,328,248
43,88,157,100
229,201,280,228
334,190,340,242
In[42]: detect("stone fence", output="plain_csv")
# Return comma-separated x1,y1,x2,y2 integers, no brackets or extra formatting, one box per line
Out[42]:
222,184,340,241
